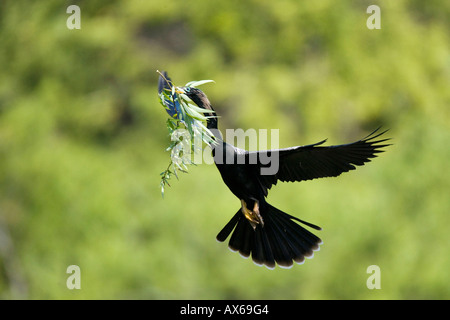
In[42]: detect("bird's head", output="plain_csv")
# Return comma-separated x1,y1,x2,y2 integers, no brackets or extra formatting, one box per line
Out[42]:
177,86,212,111
176,86,218,130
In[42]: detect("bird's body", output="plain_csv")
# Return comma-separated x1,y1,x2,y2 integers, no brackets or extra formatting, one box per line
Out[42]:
214,143,263,201
159,73,391,269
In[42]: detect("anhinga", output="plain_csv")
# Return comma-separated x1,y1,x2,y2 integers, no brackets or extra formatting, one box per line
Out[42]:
159,72,391,269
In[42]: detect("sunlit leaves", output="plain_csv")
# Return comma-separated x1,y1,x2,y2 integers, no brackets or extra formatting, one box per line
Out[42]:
157,71,217,197
185,79,215,88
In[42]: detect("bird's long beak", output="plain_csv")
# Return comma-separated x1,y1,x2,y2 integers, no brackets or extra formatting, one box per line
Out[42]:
175,87,184,94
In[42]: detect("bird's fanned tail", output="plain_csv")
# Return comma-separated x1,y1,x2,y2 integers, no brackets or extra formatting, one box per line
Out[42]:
216,202,322,269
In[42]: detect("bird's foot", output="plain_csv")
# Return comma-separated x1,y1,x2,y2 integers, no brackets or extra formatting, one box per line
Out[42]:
240,199,264,230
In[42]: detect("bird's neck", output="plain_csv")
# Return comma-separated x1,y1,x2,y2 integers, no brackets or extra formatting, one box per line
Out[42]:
202,103,222,142
193,95,222,142
208,112,223,143
206,109,218,130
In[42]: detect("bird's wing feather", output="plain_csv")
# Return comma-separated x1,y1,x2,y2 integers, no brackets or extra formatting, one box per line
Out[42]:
247,128,391,191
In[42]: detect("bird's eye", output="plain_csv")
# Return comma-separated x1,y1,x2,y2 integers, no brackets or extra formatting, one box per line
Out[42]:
184,87,191,93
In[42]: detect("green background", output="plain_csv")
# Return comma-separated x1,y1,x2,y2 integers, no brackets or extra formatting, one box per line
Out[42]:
0,0,449,299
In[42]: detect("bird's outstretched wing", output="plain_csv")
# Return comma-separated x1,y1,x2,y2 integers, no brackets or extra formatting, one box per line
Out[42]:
247,128,391,192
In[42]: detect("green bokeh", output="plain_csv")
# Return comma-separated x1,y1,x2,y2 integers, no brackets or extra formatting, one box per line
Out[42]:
0,0,449,299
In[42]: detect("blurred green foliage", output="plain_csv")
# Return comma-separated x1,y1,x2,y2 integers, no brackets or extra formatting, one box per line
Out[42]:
0,0,449,299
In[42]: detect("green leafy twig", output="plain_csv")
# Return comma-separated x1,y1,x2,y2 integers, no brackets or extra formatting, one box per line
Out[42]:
157,71,217,197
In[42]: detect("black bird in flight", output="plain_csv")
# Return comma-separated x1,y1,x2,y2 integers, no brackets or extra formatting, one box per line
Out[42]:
159,72,391,269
